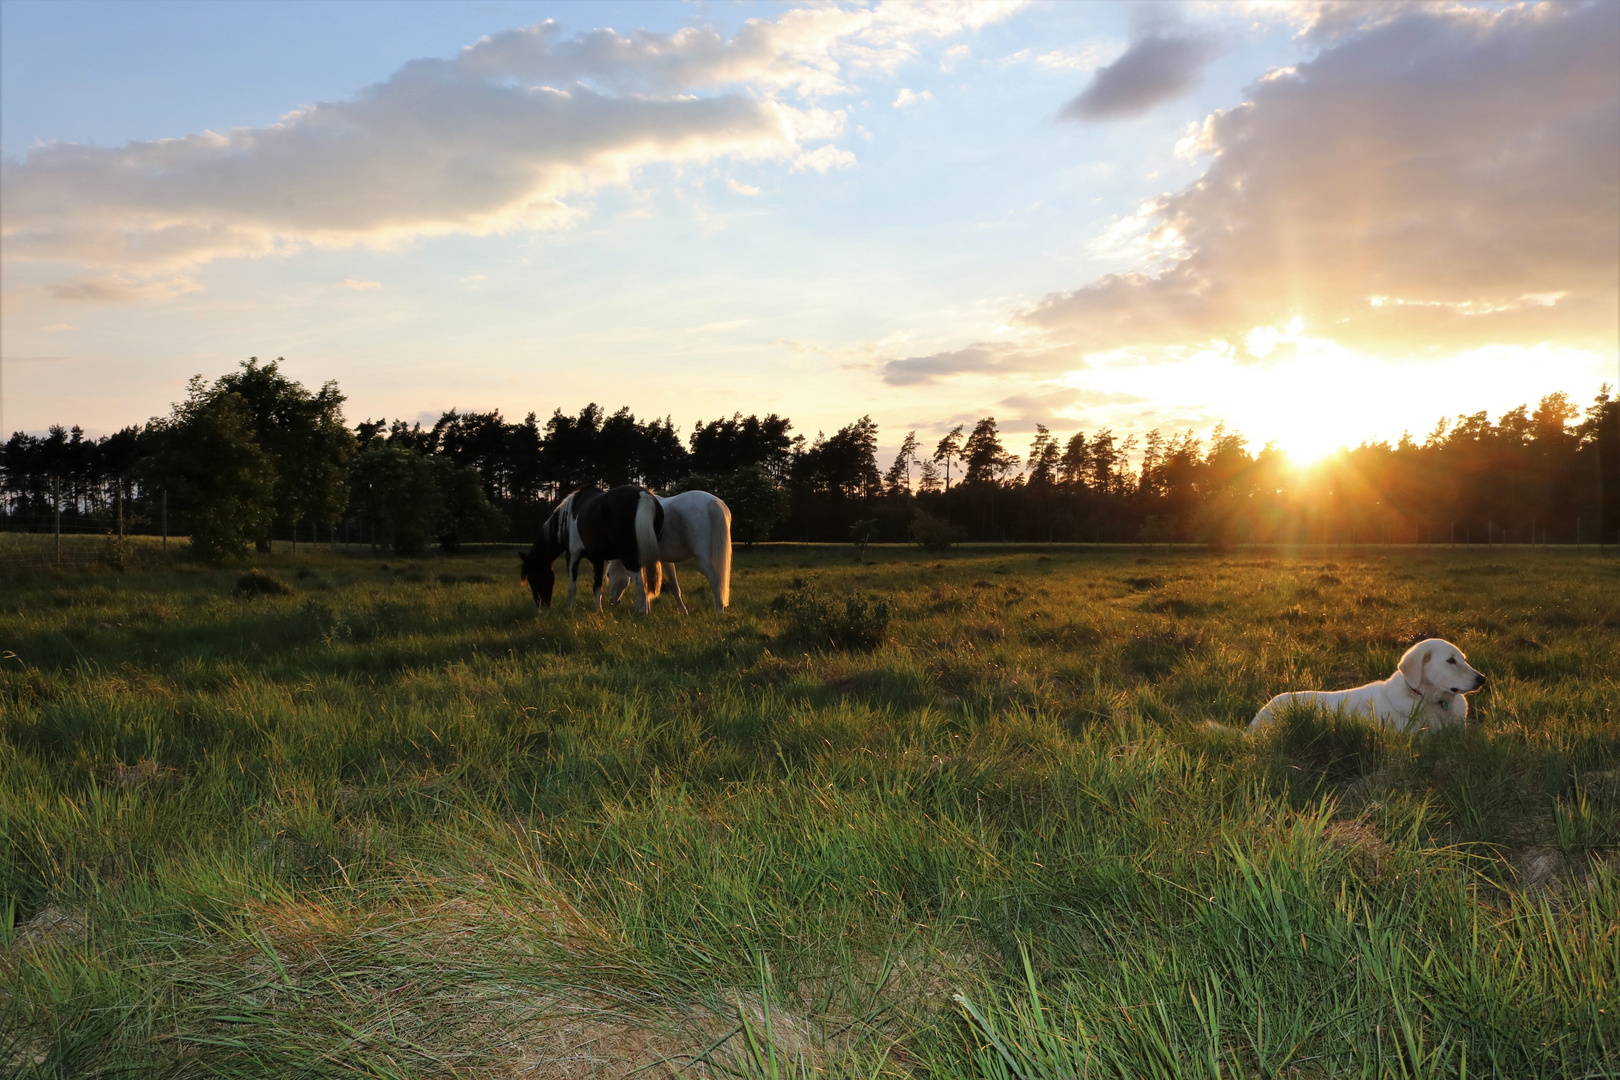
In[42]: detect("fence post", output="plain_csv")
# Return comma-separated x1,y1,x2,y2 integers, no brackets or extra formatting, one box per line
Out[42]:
162,491,168,552
117,483,124,539
53,475,61,565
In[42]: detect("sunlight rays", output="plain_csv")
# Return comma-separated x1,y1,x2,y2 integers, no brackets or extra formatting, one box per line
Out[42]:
1060,333,1613,462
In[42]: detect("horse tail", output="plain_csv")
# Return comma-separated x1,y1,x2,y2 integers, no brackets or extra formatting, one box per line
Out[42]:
635,489,662,601
709,496,733,610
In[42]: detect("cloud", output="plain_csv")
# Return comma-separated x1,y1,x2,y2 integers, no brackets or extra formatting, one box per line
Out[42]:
1,3,1020,293
1030,2,1620,356
1060,31,1220,121
341,278,382,290
1034,44,1116,72
44,274,202,303
456,3,1024,97
995,388,1083,432
893,87,933,107
793,144,857,173
727,178,762,196
879,340,1082,386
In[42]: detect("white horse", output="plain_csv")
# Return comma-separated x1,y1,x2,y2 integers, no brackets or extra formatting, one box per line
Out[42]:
606,490,732,612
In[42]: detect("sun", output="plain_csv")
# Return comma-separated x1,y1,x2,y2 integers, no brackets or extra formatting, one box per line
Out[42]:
1272,426,1346,467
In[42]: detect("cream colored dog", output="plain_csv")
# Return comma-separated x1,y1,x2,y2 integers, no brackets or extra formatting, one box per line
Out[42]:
1251,638,1485,734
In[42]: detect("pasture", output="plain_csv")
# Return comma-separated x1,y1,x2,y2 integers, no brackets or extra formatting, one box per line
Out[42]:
1,542,1616,1078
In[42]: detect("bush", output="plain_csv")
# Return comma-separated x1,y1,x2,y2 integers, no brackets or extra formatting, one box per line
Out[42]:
910,509,965,552
773,585,890,651
103,534,132,571
236,569,293,597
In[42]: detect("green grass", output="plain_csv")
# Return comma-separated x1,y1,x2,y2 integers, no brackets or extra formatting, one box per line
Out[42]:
1,541,1616,1078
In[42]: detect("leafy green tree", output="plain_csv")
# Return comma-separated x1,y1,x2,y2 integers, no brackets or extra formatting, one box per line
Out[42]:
141,379,276,561
794,415,882,499
962,417,1018,484
347,445,440,555
214,358,356,549
1026,425,1060,486
347,444,508,555
689,413,795,479
672,465,786,546
884,431,919,493
932,425,964,489
434,459,509,552
1059,431,1090,487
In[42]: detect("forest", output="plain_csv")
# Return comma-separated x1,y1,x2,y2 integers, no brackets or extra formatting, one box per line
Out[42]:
4,358,1618,556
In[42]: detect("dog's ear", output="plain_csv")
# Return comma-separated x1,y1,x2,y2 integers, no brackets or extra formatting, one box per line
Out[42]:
1398,643,1432,686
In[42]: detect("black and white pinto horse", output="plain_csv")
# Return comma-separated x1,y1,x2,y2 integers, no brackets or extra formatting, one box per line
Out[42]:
605,489,732,612
519,485,663,613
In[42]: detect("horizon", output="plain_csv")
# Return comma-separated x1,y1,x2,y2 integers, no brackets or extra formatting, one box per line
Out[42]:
3,0,1616,461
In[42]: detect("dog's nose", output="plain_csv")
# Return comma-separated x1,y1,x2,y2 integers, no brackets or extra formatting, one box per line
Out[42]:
1472,674,1486,689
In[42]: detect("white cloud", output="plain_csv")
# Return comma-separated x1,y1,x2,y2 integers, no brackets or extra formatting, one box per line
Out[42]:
726,178,762,196
879,339,1082,386
341,278,382,290
793,144,858,173
1034,43,1117,72
893,87,933,108
1,2,1022,298
1027,2,1619,356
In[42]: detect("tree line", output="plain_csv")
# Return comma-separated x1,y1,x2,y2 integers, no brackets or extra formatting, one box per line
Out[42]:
4,358,1617,557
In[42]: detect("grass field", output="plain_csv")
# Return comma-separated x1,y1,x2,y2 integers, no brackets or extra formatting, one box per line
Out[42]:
2,540,1616,1078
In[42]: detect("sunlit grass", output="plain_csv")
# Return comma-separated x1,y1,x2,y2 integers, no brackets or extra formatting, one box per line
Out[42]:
1,543,1616,1076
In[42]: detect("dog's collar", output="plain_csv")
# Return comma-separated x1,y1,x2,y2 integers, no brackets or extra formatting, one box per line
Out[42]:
1408,680,1452,711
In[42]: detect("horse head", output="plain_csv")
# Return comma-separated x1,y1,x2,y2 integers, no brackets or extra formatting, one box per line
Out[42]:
518,547,557,609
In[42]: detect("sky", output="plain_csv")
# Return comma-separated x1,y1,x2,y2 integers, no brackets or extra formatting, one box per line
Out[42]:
3,0,1617,466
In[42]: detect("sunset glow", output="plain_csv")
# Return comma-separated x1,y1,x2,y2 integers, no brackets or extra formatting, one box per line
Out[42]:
2,0,1614,457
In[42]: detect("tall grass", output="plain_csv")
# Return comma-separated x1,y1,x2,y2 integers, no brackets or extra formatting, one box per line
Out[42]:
1,544,1615,1076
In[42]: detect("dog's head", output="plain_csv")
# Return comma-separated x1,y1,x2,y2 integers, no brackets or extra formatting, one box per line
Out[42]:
1398,638,1485,710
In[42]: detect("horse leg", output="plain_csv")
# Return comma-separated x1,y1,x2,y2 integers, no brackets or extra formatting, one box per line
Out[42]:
606,560,629,605
627,562,654,615
664,562,688,614
591,559,606,612
567,554,582,610
693,553,725,612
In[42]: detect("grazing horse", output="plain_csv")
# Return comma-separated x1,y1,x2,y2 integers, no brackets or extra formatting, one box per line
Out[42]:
606,489,732,612
519,486,663,613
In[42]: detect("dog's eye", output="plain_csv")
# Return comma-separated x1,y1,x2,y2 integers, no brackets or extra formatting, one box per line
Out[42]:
1446,657,1456,664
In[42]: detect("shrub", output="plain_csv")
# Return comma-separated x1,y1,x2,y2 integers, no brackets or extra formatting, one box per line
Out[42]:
848,518,878,557
102,534,132,571
910,509,965,552
235,569,293,597
773,585,890,651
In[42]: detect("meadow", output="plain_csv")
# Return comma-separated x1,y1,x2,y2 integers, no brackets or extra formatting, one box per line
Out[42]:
1,539,1616,1078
